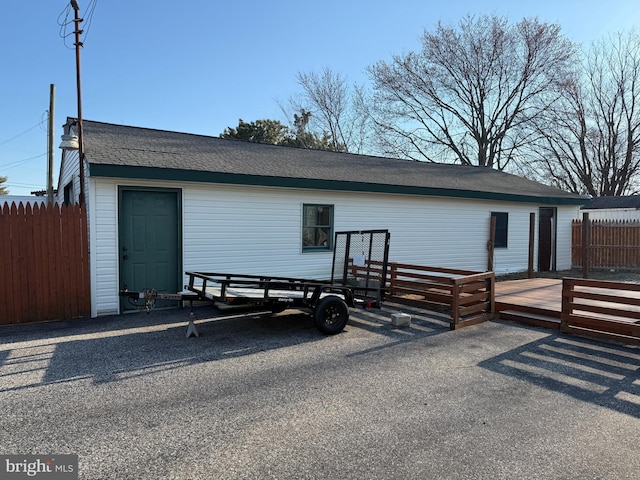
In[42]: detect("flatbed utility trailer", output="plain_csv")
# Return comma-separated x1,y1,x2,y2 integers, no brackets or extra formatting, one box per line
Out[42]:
119,229,390,336
184,272,361,334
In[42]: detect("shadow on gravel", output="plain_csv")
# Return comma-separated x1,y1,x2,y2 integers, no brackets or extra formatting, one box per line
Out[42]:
479,326,640,419
0,302,459,393
346,301,452,357
0,305,327,392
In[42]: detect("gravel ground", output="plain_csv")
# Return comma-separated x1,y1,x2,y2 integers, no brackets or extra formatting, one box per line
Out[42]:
0,303,638,479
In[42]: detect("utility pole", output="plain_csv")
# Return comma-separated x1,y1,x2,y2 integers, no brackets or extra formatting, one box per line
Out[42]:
47,84,55,205
71,0,85,206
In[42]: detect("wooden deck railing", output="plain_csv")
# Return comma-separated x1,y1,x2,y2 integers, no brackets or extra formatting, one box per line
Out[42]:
349,261,495,330
561,278,640,345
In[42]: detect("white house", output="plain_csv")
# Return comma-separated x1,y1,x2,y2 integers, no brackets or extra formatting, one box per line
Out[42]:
580,196,640,221
57,119,587,317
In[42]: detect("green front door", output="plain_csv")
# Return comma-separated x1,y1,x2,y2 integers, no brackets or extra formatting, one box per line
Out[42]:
119,188,181,310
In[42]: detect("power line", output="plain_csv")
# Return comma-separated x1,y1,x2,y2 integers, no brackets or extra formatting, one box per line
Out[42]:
0,119,47,147
83,0,99,43
0,153,47,170
5,181,44,189
57,2,75,48
58,0,99,48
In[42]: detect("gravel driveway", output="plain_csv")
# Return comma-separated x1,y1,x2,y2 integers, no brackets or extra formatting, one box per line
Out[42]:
1,303,638,479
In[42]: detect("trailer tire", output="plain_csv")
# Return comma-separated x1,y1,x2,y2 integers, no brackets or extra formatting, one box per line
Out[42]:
313,296,349,335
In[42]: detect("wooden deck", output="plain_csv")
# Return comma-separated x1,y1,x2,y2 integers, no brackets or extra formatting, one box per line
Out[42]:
495,278,563,329
495,278,640,344
495,278,563,313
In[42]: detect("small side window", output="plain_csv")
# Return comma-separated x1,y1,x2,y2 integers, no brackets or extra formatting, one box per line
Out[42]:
302,204,333,251
491,212,508,248
63,182,73,205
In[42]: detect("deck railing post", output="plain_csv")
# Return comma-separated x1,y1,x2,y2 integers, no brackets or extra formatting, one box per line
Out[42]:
560,278,571,332
488,273,495,314
451,280,460,329
389,262,397,297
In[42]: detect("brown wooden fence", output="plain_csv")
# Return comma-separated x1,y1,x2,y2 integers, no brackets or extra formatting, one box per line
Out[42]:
561,278,640,345
572,219,640,269
1,201,90,325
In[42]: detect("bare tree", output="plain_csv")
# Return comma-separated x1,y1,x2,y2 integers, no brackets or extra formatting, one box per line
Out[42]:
288,67,372,153
367,15,576,169
0,175,8,195
532,30,640,196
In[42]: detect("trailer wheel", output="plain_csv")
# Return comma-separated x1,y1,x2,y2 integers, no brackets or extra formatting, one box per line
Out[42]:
313,296,349,335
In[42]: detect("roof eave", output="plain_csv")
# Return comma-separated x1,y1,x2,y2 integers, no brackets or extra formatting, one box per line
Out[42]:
88,164,588,206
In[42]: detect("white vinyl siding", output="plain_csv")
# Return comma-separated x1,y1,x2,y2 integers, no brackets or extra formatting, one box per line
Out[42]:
90,179,119,316
580,208,640,221
90,178,579,316
55,150,79,205
55,150,89,210
556,207,577,270
183,185,331,279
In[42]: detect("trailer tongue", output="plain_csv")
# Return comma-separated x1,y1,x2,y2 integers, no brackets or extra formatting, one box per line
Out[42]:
119,230,390,336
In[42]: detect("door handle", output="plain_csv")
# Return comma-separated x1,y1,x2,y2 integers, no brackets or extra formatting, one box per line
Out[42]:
123,255,128,260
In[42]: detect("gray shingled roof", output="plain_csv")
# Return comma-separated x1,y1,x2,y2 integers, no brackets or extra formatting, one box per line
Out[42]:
581,195,640,209
81,119,587,204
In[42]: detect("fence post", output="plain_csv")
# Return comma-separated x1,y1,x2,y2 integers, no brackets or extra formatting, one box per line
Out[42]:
582,212,590,278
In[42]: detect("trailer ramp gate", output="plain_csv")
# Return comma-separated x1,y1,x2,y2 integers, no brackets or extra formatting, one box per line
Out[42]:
331,230,391,307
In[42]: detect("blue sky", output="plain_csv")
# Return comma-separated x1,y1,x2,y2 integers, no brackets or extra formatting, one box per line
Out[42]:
2,0,639,196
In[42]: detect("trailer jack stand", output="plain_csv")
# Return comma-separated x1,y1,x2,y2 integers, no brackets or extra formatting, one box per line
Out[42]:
185,311,199,338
